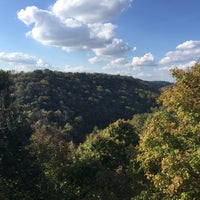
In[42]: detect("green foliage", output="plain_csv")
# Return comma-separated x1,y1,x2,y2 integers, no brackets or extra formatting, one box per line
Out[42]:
30,120,147,199
1,68,177,199
12,70,166,144
138,63,200,199
30,128,76,199
63,120,146,199
0,71,44,199
129,113,152,134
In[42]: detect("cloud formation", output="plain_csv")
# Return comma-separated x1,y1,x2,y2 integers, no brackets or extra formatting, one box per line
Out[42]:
159,60,197,72
52,0,132,23
176,40,200,50
18,0,132,57
88,56,105,64
102,52,156,73
94,38,131,57
0,51,50,71
17,2,198,81
132,53,155,66
63,65,90,73
103,57,130,69
159,40,200,64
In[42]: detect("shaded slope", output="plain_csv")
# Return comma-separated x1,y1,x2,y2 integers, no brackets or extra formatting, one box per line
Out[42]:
12,69,170,143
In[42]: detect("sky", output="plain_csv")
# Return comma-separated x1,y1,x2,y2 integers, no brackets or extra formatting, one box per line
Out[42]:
0,0,200,82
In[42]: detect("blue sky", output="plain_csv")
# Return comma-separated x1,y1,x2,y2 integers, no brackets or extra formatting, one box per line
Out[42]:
0,0,200,81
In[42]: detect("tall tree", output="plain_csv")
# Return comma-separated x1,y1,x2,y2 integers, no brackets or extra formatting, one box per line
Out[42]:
0,70,43,199
30,128,75,200
63,120,146,199
138,63,200,199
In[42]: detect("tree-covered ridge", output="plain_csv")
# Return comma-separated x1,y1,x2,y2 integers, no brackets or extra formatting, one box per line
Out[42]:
0,63,200,199
12,70,168,143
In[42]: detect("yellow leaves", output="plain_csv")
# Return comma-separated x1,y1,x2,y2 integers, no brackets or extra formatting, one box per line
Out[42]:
159,63,200,121
155,158,189,197
172,176,183,187
137,63,200,199
166,176,183,197
161,158,170,173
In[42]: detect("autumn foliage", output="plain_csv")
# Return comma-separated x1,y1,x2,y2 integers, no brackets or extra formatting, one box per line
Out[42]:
0,63,199,199
138,63,200,199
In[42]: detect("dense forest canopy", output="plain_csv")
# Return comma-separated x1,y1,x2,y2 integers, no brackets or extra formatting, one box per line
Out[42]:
11,70,170,144
1,63,199,200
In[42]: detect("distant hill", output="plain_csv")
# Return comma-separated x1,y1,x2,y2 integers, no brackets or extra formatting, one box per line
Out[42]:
148,81,173,90
12,69,171,143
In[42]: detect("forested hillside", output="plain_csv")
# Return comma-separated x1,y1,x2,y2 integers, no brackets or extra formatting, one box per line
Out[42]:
2,64,199,200
12,70,170,143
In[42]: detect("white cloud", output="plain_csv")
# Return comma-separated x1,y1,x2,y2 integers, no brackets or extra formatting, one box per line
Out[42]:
63,65,90,73
110,57,129,65
103,57,130,69
159,40,200,64
0,51,50,71
17,6,38,26
52,0,132,23
94,38,131,57
18,7,95,50
176,60,197,70
89,23,116,41
157,60,197,82
18,1,132,57
102,59,153,80
88,56,105,64
132,53,155,66
102,53,155,74
159,60,197,72
132,46,137,51
134,71,152,79
176,40,200,50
